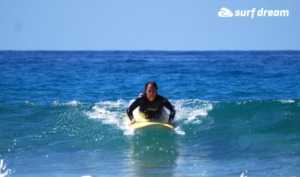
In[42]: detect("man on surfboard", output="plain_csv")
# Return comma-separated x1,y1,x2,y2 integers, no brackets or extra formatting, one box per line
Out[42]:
127,81,176,126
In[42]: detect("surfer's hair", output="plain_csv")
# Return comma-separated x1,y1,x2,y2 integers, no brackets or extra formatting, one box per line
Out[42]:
144,81,158,91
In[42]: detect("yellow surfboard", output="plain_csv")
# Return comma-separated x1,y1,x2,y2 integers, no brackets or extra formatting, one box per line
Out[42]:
129,107,174,131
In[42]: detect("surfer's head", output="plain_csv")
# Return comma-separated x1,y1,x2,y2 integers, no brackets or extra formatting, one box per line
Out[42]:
144,81,158,101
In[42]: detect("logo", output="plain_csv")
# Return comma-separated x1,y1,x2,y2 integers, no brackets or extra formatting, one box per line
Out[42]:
218,8,233,17
218,7,289,19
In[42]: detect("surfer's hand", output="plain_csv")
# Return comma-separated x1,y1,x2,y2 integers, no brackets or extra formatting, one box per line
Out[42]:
139,93,143,97
129,120,136,126
168,120,174,126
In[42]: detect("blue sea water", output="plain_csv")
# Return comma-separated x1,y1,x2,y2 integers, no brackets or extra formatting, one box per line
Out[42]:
0,51,300,177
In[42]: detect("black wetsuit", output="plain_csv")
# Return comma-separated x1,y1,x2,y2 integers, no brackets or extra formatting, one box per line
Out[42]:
127,95,176,121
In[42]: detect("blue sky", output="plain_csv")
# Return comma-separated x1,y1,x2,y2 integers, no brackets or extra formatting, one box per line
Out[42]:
1,0,299,50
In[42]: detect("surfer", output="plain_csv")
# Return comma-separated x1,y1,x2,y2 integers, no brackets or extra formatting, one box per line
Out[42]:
127,81,176,126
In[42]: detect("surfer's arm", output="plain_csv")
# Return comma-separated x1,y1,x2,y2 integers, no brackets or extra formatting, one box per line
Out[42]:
163,98,176,121
126,97,143,121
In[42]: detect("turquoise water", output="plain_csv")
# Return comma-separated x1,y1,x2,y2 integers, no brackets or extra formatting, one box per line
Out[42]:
1,51,300,176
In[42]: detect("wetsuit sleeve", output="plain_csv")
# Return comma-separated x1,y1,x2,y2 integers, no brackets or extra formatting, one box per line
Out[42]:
163,98,176,121
126,97,143,121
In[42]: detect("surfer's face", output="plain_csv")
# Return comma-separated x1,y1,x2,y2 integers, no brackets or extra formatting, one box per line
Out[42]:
146,84,157,101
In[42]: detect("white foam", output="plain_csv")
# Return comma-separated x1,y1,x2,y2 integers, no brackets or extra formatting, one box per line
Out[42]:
52,100,84,106
123,124,135,136
85,99,215,136
85,100,134,135
172,100,214,125
67,100,81,105
186,109,209,124
240,171,248,177
87,106,119,124
25,101,36,105
0,159,11,177
174,126,185,135
279,99,295,103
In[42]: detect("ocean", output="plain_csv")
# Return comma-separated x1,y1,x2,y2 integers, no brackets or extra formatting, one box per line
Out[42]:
0,51,300,177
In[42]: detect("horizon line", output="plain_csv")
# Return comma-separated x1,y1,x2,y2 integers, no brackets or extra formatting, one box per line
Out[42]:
1,49,300,52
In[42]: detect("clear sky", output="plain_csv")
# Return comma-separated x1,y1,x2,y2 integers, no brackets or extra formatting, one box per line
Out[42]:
1,0,299,51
